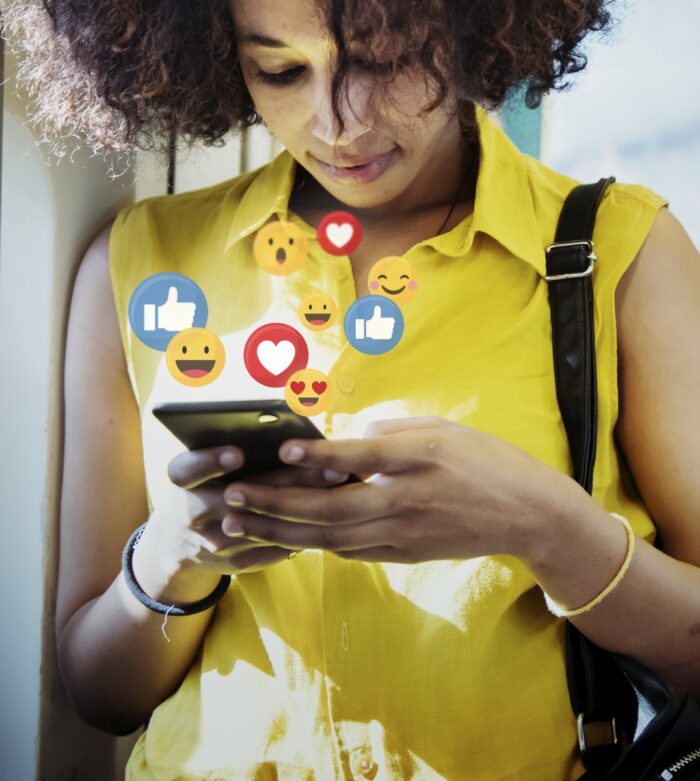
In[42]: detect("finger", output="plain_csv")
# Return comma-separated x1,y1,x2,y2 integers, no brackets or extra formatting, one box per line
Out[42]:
223,511,398,553
242,465,350,488
277,436,425,475
364,416,448,438
168,445,244,490
223,480,388,525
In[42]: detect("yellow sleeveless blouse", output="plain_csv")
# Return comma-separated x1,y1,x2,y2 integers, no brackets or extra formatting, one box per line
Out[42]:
109,106,668,780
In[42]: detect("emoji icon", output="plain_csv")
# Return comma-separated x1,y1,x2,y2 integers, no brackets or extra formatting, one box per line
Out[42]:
128,272,208,351
285,369,332,416
344,295,404,355
165,327,225,387
298,293,338,331
317,211,363,256
253,220,308,275
244,323,309,387
367,256,419,306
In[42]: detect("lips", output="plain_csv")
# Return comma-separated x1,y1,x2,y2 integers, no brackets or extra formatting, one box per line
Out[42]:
330,151,395,168
305,312,331,325
176,359,215,378
315,148,398,184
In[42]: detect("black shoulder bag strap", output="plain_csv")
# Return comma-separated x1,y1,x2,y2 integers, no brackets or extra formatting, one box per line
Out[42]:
547,179,700,780
545,176,626,774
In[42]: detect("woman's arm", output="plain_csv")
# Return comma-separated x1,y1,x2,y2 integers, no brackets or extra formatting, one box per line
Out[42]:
521,206,700,697
55,219,221,736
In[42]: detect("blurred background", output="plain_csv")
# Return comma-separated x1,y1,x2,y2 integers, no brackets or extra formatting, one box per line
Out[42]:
1,0,698,778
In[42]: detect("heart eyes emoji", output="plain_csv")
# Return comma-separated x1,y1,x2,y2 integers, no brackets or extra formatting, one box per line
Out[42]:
285,369,332,416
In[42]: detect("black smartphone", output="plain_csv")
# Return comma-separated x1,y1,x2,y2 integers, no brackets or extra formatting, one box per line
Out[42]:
152,399,357,483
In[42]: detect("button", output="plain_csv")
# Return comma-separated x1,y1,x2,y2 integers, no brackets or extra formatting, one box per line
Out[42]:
350,748,378,779
338,375,355,394
332,263,348,280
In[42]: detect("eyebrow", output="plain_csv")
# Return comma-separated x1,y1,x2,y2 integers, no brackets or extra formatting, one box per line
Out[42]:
239,32,290,49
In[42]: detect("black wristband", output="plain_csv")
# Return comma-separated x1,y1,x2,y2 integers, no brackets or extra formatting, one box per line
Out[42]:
121,523,231,616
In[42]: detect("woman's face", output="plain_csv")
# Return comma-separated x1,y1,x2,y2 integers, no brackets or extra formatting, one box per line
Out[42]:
228,0,462,212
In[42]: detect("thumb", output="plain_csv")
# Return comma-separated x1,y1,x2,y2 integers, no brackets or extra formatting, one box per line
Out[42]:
165,286,179,304
371,305,382,319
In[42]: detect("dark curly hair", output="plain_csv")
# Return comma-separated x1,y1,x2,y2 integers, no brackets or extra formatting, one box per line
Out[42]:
1,0,616,161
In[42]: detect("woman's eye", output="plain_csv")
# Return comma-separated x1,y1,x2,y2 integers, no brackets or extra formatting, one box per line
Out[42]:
255,66,305,87
254,56,406,88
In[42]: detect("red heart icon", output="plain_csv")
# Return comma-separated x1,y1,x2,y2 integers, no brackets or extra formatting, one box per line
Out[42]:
312,381,327,395
290,381,305,394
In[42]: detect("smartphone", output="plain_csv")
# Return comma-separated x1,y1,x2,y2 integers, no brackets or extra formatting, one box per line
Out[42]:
152,399,355,483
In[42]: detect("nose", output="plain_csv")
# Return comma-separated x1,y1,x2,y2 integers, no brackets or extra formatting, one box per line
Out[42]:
310,72,374,148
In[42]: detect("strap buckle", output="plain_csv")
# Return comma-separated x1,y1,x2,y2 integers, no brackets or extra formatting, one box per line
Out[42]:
577,713,619,755
545,240,597,281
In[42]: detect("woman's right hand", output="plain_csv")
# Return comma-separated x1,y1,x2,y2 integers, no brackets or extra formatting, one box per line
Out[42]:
130,444,346,604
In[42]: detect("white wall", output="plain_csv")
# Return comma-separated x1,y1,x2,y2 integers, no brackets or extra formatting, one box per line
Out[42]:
541,0,700,246
0,45,136,781
0,40,280,779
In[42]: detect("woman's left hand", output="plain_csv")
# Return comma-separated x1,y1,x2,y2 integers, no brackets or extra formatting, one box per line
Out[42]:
221,416,573,564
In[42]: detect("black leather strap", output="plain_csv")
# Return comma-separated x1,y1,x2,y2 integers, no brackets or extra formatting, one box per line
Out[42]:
546,176,620,775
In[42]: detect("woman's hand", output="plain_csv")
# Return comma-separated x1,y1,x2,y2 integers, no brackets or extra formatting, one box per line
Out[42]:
132,444,349,602
221,417,573,564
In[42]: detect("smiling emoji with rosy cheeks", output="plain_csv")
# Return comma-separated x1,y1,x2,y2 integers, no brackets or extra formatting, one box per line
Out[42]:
298,293,338,331
253,220,308,276
284,369,332,416
165,327,225,387
367,256,419,306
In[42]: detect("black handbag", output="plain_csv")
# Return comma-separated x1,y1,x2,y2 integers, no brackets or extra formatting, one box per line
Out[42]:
545,178,700,780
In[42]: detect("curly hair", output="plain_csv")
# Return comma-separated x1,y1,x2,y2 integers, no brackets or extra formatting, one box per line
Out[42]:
1,0,616,161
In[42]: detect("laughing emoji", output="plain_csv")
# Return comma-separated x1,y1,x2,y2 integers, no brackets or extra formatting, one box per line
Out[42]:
254,220,308,276
367,256,419,306
165,327,225,387
284,368,332,416
298,293,338,331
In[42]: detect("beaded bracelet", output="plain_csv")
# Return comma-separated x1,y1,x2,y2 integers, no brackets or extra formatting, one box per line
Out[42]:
121,522,231,617
543,512,635,618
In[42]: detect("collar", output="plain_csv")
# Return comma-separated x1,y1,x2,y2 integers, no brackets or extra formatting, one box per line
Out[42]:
223,105,546,277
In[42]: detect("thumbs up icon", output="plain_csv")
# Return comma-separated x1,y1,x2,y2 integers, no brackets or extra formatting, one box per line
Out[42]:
354,305,396,340
143,286,196,331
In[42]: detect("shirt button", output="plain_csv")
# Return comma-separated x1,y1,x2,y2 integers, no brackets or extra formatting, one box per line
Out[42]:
350,748,378,779
338,375,355,394
332,263,348,280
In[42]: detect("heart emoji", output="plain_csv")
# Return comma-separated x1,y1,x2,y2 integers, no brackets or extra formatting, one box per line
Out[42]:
317,211,363,256
311,381,327,394
257,340,295,376
290,381,305,394
326,222,353,248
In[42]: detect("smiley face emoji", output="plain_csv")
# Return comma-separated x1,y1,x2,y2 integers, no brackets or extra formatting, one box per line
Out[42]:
298,293,338,331
165,327,225,387
285,369,332,416
367,256,419,306
253,220,308,276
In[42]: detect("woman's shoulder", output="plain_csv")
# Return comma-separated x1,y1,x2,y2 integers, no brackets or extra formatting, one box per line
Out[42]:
117,164,262,226
521,153,667,228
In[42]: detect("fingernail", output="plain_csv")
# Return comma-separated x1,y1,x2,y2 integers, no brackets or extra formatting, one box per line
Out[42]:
224,522,246,537
226,491,245,507
324,469,347,483
220,449,240,469
284,445,305,462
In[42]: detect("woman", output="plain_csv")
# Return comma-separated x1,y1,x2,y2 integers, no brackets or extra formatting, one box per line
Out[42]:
7,0,700,777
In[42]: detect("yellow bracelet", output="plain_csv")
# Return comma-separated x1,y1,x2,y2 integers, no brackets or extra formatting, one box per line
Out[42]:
543,512,635,618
